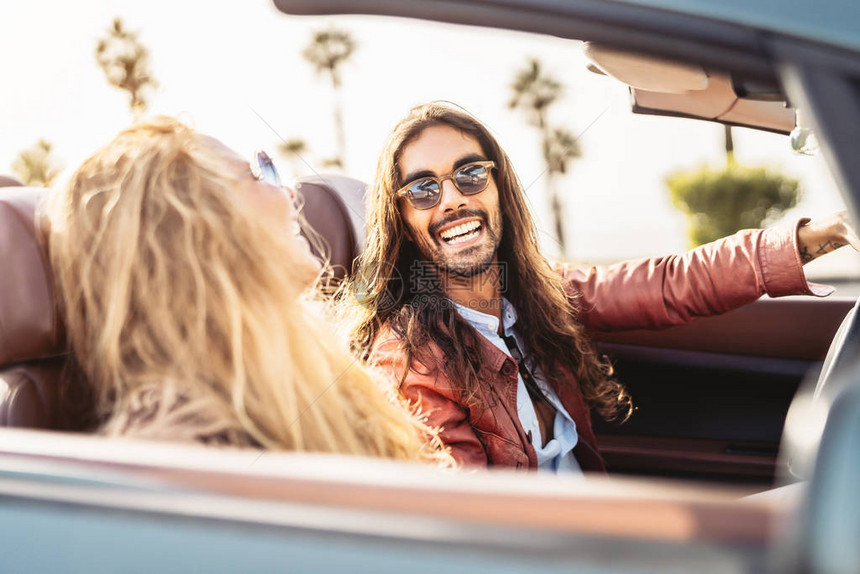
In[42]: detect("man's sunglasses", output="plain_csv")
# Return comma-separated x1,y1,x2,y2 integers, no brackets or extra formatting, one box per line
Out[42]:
396,160,496,210
250,149,300,208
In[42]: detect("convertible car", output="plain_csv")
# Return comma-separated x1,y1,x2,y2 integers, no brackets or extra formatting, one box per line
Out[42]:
1,0,859,572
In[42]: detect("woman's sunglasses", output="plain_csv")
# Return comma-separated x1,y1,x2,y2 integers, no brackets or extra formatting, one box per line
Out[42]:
250,149,282,187
250,149,300,208
396,160,496,210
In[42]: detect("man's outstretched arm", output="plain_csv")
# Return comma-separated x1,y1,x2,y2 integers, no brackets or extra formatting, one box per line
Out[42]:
559,213,856,332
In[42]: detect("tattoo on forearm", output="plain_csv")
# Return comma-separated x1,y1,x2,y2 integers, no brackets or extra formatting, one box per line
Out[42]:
815,241,846,255
800,245,815,263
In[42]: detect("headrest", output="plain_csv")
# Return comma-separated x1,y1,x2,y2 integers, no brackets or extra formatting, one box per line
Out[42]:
296,174,367,280
0,187,64,366
0,175,24,188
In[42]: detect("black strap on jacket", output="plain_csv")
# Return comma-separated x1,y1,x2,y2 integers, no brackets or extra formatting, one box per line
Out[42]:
501,332,548,405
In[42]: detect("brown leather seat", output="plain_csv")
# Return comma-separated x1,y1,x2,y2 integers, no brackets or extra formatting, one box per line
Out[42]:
296,174,367,282
0,187,69,429
0,175,24,188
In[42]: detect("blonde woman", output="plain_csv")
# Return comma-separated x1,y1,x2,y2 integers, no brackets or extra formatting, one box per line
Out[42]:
48,116,449,464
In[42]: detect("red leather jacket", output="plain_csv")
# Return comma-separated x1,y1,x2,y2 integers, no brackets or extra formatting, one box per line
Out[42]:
369,221,830,471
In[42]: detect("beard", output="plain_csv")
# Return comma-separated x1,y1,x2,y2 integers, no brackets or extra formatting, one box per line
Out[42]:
409,207,503,278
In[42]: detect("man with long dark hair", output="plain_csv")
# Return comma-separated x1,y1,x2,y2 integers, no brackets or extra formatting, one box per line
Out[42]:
342,102,856,473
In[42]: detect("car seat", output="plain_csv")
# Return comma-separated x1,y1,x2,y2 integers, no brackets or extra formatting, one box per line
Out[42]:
0,187,71,429
296,174,367,282
0,175,24,188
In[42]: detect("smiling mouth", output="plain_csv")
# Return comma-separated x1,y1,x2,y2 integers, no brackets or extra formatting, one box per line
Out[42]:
439,220,482,245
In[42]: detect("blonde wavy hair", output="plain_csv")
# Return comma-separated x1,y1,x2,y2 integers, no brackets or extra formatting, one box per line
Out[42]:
48,116,450,463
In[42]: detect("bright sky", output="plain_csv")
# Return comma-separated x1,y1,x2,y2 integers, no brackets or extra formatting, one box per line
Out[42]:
2,0,857,277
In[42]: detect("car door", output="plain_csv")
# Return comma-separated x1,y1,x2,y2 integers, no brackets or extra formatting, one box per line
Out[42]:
593,296,855,485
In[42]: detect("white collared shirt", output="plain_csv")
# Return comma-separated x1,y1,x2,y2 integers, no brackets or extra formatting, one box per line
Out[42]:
453,298,582,474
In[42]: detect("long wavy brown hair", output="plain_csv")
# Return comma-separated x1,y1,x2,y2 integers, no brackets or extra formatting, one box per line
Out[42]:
48,116,452,463
341,102,631,421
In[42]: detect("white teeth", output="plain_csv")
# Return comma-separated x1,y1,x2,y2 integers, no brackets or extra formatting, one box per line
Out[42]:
440,220,481,240
447,229,479,244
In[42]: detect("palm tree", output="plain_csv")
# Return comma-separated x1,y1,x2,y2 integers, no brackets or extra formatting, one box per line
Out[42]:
509,58,562,134
11,139,62,187
509,58,578,255
724,125,735,165
96,18,158,119
545,127,581,176
544,128,581,249
320,157,344,170
303,27,356,171
278,138,310,178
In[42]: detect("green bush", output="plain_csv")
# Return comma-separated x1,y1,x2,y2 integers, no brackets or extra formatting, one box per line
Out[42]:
667,163,800,247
